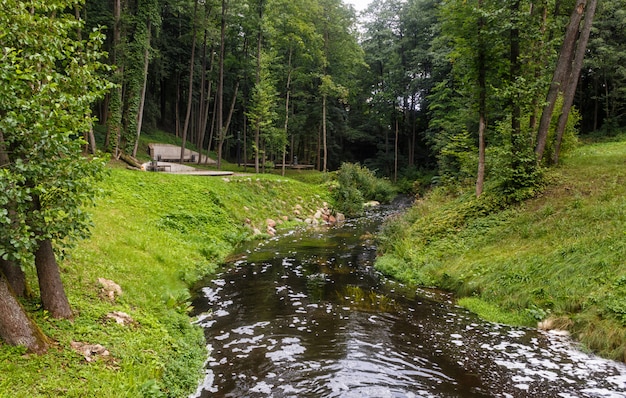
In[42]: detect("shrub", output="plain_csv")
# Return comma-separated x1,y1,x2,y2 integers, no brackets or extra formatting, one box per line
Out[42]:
331,163,396,216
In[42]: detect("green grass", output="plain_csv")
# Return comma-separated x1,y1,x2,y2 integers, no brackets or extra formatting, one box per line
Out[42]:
376,137,626,361
0,164,329,397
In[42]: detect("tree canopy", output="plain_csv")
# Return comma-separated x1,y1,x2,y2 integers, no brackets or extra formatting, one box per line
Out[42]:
1,0,110,350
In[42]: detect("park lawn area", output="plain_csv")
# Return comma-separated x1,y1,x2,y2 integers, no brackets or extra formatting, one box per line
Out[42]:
0,164,330,397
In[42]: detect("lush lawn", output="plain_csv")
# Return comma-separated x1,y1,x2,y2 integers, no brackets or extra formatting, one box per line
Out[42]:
0,164,329,397
376,137,626,361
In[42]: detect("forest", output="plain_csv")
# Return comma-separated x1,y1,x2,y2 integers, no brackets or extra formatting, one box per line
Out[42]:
1,0,626,394
83,0,626,185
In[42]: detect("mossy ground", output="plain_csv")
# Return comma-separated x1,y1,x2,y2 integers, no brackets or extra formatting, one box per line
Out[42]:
0,162,329,397
376,136,626,361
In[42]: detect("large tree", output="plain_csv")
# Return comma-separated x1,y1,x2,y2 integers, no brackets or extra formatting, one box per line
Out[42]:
0,0,110,347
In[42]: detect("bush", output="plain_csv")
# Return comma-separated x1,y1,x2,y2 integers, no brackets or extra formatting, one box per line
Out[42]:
331,163,396,216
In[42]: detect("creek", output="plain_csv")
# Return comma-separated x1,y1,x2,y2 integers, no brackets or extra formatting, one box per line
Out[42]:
190,206,626,397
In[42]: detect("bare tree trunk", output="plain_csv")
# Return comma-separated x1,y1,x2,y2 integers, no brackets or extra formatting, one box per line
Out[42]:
206,91,217,163
217,81,239,169
0,259,26,298
253,2,263,174
175,77,181,138
593,76,598,131
0,271,48,354
0,132,27,297
476,0,487,197
553,0,597,164
199,75,213,165
34,239,72,319
132,22,151,158
535,0,587,162
217,0,226,169
282,48,293,177
87,125,97,155
316,123,321,171
394,118,398,183
322,94,327,173
197,30,208,157
180,1,198,164
198,60,215,164
528,5,548,134
243,113,248,170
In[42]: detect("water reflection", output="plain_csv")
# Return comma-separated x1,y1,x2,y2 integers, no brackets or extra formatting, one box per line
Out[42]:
191,211,626,397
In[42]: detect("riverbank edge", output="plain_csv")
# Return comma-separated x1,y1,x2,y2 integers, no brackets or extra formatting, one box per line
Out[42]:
374,137,626,362
0,164,331,397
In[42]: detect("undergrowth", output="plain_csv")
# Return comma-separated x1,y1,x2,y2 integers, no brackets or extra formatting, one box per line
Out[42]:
376,138,626,361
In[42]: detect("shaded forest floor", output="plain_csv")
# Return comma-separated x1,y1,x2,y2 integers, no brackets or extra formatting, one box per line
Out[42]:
376,135,626,361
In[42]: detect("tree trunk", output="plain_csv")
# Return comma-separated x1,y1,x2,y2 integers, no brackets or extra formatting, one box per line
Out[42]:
253,2,263,174
217,81,239,169
206,91,218,163
316,122,321,171
0,132,27,297
217,0,226,169
528,4,549,134
535,0,587,162
394,118,398,183
322,94,327,173
35,239,73,319
132,21,151,158
197,31,208,158
0,271,48,354
180,1,198,164
553,0,597,165
243,112,248,170
110,0,124,158
476,0,487,198
282,48,293,177
88,125,97,155
200,80,214,164
175,77,181,138
0,259,26,298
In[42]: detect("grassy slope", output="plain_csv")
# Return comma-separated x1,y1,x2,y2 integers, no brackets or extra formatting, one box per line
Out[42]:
376,138,626,361
0,164,329,397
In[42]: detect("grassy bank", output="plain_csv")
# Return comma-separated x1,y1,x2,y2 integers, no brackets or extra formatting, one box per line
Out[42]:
0,164,329,397
376,137,626,361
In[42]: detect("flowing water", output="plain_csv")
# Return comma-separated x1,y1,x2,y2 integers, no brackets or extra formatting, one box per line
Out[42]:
190,207,626,397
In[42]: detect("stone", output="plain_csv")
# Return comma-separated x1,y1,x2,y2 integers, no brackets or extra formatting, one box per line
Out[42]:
266,218,277,228
71,341,110,362
106,311,134,326
98,278,122,301
335,213,346,222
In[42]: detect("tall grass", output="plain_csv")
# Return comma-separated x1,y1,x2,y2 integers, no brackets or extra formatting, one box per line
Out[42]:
376,138,626,361
0,165,329,397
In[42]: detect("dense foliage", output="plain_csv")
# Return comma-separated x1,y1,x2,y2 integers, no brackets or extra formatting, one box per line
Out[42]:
79,0,625,193
0,0,110,262
331,162,396,216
